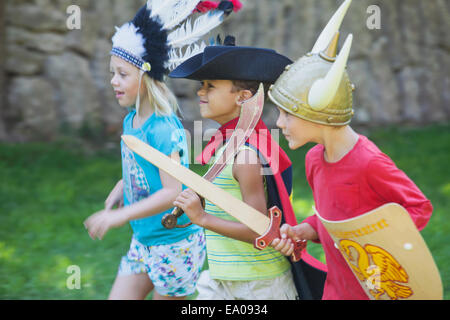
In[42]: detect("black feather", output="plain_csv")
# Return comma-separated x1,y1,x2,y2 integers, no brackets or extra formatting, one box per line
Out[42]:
216,34,222,45
132,5,169,81
224,35,235,46
218,1,234,15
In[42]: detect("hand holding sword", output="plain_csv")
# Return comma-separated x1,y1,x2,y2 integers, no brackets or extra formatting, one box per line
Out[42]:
174,146,270,245
174,189,267,244
271,223,319,257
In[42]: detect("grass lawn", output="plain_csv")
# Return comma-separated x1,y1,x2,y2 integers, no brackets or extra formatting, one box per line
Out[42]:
0,123,448,299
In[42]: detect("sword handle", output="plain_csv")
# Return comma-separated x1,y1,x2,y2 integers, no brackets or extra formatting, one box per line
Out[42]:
162,196,206,229
254,206,306,262
290,239,307,262
162,207,187,229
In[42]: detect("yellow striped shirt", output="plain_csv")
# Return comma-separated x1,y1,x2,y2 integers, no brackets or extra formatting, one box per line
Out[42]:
205,145,291,281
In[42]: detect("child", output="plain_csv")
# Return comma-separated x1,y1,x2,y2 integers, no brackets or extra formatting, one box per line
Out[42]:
83,1,238,300
170,36,300,300
269,0,433,300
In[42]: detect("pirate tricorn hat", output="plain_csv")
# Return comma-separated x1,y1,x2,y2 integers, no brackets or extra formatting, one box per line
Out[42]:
169,35,293,83
268,0,355,126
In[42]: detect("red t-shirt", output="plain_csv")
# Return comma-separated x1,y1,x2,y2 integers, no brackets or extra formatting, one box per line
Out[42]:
303,135,432,300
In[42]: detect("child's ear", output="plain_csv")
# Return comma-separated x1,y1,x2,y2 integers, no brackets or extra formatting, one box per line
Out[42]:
236,90,253,105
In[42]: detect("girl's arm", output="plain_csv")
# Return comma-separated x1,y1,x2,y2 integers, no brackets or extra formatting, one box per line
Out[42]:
174,149,267,244
104,179,124,210
119,152,182,221
84,152,182,240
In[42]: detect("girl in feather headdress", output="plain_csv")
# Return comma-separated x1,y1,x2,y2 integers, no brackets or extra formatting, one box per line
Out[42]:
83,0,239,300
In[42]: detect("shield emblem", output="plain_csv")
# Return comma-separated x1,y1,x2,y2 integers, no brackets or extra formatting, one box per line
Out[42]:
315,203,442,300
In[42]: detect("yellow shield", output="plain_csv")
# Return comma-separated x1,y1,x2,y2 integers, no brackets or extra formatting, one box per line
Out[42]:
315,203,442,300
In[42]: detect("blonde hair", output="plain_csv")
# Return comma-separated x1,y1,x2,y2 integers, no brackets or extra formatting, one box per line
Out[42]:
143,75,180,116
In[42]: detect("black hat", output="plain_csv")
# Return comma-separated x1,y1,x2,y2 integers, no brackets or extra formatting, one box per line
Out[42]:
169,37,292,83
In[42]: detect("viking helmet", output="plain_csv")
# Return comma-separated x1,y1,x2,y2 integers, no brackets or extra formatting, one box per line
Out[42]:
268,0,355,126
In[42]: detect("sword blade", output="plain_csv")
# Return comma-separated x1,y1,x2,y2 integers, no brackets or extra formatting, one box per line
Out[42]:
122,134,270,235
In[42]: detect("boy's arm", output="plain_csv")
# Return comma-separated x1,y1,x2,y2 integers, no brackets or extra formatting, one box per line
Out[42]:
271,222,318,256
176,189,263,244
174,149,267,244
232,149,268,216
367,154,433,230
301,150,322,243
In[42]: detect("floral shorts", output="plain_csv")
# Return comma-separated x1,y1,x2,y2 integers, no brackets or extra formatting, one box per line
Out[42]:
118,231,206,297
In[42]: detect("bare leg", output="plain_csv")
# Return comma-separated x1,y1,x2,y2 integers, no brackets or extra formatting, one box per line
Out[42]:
108,273,153,300
153,291,187,300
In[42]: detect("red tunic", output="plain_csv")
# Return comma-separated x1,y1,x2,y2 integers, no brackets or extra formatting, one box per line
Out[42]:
303,135,432,300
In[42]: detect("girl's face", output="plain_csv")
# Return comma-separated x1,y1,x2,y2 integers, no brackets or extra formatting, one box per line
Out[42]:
276,107,316,149
110,56,146,107
196,80,243,125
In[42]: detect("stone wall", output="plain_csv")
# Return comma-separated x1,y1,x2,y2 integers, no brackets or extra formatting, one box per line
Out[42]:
1,0,449,143
0,0,6,140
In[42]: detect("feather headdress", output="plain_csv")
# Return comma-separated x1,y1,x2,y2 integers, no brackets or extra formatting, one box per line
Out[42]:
110,0,241,81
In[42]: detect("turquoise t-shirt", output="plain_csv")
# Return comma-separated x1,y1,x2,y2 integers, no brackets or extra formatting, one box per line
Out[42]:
121,110,201,246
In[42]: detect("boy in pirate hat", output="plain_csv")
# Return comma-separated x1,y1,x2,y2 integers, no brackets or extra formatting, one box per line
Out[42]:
270,0,433,300
84,0,239,300
170,36,326,299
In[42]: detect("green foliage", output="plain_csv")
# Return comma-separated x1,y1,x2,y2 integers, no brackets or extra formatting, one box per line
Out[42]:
0,124,448,299
0,143,127,299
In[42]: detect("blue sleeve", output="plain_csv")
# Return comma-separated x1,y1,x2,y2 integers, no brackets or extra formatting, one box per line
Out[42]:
123,111,134,132
148,115,188,160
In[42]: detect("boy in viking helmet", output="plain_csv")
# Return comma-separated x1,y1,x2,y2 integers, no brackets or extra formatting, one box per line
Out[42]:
270,0,433,299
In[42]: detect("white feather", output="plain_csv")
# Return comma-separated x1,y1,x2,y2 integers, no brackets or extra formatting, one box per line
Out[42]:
167,11,225,48
167,41,206,70
111,22,146,58
161,0,201,30
147,0,183,25
146,0,165,13
146,0,153,11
